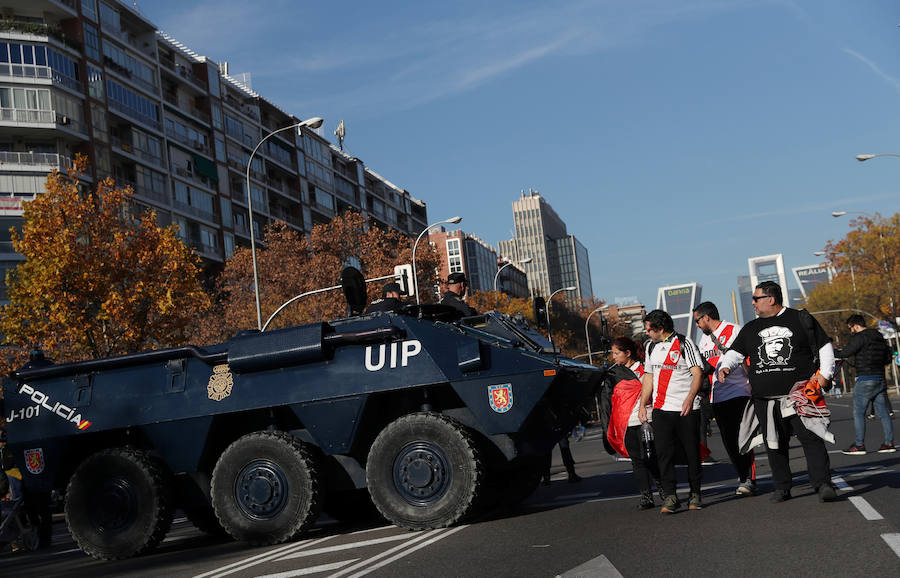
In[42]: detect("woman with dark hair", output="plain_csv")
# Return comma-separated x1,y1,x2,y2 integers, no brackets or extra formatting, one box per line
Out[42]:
606,336,661,509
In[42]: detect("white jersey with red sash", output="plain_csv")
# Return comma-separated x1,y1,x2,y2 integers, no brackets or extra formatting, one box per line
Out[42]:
698,320,751,403
644,333,703,412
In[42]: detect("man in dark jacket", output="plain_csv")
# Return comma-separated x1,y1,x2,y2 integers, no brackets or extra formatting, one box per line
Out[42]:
440,272,477,316
837,314,894,455
366,282,404,313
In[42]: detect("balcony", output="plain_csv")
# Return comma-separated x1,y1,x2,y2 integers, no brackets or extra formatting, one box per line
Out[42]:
103,56,157,96
270,208,302,228
0,19,81,51
0,151,71,171
164,125,211,156
108,99,161,131
114,177,170,206
0,63,81,92
110,136,166,168
101,25,155,59
172,198,217,224
173,166,216,191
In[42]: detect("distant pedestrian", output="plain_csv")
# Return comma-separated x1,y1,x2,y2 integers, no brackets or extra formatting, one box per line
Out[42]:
836,314,895,455
693,301,757,496
542,434,581,484
718,281,838,503
638,310,705,513
606,337,662,509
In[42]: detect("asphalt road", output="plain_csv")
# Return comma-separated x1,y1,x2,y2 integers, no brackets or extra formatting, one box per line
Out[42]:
3,393,900,577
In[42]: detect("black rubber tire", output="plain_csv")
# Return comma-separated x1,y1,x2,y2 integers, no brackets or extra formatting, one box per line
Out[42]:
366,413,482,530
64,448,173,560
210,431,320,545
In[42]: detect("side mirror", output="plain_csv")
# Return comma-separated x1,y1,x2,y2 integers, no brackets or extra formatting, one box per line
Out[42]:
340,267,366,316
532,297,547,330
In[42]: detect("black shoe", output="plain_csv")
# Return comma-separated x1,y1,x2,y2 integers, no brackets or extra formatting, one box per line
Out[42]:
567,473,582,483
770,489,791,503
638,491,655,510
541,477,551,486
818,484,838,503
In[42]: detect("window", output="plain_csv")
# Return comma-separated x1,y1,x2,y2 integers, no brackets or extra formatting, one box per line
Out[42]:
0,87,51,111
84,23,101,61
88,66,104,99
106,79,159,127
102,41,155,89
223,232,234,257
447,238,463,273
99,2,120,31
82,0,98,21
220,197,231,225
211,103,223,130
215,137,225,162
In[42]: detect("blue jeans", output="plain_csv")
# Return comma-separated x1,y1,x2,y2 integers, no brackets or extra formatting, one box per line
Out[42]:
853,375,893,446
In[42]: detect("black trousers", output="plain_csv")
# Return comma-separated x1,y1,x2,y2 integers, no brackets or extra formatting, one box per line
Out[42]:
624,424,660,493
752,398,832,491
544,435,576,478
712,396,756,483
651,408,702,495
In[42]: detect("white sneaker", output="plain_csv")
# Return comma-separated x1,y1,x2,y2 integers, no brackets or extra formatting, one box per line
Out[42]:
735,480,756,496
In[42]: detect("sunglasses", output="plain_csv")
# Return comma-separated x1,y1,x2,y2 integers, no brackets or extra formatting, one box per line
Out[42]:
694,315,706,325
751,295,771,302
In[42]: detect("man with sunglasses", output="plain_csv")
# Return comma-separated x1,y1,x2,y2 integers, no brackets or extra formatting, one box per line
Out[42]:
693,301,757,496
718,281,837,503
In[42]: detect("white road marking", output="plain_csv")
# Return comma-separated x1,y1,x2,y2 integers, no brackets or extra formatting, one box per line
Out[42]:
849,497,884,521
278,534,412,560
343,525,467,578
326,529,445,578
882,534,900,559
831,476,853,491
256,559,359,578
194,535,334,578
557,554,623,578
50,547,82,556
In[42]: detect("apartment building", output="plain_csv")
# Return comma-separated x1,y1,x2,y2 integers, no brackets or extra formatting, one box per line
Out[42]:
427,227,515,298
0,0,427,302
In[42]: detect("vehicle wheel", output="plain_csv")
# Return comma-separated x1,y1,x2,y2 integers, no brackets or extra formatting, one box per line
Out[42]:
65,448,173,560
211,431,320,545
366,413,482,530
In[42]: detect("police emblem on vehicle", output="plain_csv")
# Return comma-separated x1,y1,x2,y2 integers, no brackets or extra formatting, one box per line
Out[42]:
24,448,44,474
488,383,513,413
207,364,234,401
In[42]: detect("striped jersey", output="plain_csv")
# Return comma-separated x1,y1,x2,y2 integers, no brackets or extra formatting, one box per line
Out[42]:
698,320,751,403
644,333,704,412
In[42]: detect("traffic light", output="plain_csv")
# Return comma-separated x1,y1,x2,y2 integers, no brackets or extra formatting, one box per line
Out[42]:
533,297,547,329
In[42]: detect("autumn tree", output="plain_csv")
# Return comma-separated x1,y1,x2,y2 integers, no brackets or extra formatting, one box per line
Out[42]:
0,157,210,362
198,211,441,343
805,212,900,344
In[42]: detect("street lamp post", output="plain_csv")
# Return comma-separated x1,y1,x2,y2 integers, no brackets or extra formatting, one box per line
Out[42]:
546,286,577,351
814,250,858,309
832,210,895,319
412,216,462,305
246,116,324,331
584,306,604,365
493,257,532,293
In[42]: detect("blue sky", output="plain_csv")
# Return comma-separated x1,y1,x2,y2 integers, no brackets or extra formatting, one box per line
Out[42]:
141,0,900,320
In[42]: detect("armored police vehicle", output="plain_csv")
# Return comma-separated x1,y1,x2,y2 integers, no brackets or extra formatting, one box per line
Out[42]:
2,271,604,560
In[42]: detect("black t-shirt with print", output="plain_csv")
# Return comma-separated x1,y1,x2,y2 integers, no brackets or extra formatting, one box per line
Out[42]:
730,308,831,397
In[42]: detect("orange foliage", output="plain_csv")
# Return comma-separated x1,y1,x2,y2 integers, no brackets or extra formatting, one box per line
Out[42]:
0,156,210,363
197,211,441,343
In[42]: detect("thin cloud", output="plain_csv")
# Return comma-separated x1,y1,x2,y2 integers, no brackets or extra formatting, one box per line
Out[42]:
843,48,900,95
709,192,900,224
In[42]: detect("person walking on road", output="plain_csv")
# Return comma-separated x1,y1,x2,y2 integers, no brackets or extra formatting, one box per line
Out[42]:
693,301,757,496
638,310,705,514
718,281,838,503
837,314,895,455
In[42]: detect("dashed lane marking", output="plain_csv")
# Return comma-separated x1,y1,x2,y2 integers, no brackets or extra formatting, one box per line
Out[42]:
882,534,900,560
557,554,623,578
256,559,359,578
849,496,884,520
